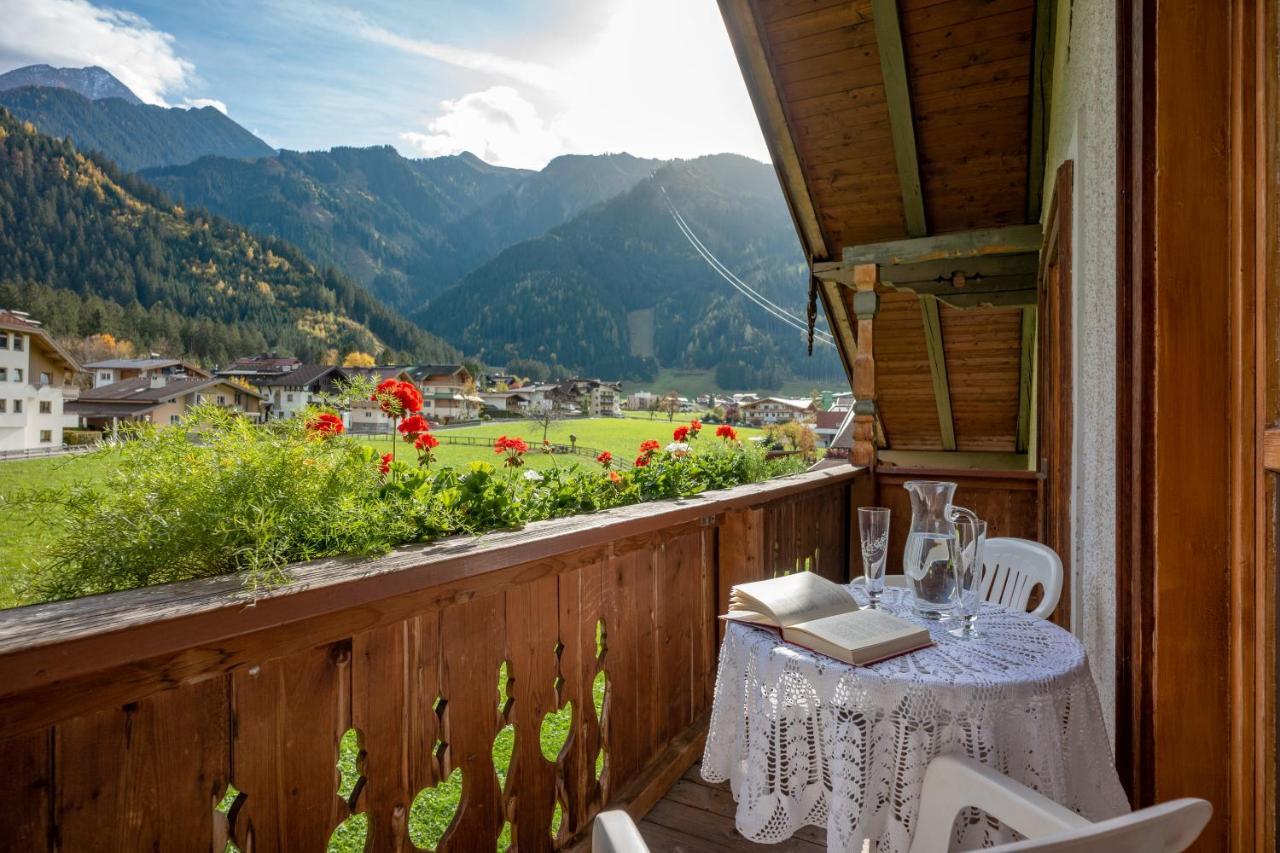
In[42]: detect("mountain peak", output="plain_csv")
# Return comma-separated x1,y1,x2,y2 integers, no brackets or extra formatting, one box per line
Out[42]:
0,64,142,105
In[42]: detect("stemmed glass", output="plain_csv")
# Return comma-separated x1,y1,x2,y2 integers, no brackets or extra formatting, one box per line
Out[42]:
858,507,891,609
948,517,987,639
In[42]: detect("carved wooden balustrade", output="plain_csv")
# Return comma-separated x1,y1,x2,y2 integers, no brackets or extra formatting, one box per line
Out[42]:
0,466,866,852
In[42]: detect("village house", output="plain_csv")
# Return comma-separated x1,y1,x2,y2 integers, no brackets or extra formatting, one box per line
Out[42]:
478,390,530,415
68,373,263,432
739,395,816,426
215,355,345,421
0,310,81,451
85,357,209,389
625,390,658,411
409,364,483,423
556,378,623,417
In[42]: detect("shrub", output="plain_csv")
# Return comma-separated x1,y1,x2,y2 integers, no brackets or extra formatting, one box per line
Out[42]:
61,429,102,447
25,411,806,602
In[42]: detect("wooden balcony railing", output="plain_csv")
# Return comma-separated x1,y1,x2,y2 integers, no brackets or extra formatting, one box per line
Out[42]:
0,465,867,851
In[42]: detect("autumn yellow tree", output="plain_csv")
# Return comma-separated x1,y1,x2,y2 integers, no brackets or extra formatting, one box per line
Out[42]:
342,351,376,367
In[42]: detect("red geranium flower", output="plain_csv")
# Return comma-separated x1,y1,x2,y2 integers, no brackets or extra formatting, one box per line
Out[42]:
494,435,529,467
673,425,690,442
414,432,439,450
634,454,650,467
595,450,613,467
639,439,660,454
378,452,393,475
609,470,623,484
372,379,423,416
306,412,344,436
398,414,430,438
393,381,423,414
716,424,738,441
690,418,702,434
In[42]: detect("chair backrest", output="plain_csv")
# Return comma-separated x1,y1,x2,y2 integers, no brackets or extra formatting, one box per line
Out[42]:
979,537,1063,619
593,810,650,853
991,798,1212,852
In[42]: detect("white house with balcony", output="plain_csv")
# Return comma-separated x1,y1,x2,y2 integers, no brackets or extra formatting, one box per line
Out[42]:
0,310,82,451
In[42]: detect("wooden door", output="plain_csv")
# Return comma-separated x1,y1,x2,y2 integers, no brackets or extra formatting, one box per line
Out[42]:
1116,0,1275,848
1036,160,1073,632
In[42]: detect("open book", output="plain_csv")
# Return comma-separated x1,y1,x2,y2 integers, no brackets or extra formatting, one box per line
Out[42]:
723,572,932,666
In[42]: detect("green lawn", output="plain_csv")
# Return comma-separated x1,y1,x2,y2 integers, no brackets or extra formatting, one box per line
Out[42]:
0,451,116,609
0,418,767,609
624,366,846,399
360,416,765,467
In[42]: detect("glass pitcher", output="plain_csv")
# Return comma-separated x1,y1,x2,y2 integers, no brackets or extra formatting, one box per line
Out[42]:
902,481,978,619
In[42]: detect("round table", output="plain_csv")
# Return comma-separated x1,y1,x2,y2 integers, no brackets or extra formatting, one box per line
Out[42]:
701,586,1129,853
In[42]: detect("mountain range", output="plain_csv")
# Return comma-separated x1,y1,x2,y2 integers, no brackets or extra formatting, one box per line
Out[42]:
0,64,843,388
0,107,455,366
0,66,274,171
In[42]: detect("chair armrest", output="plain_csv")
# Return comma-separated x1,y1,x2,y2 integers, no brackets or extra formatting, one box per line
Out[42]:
593,810,650,853
907,755,1090,853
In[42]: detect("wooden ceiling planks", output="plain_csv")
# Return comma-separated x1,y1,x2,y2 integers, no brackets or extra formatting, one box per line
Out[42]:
939,303,1022,451
873,293,945,450
736,0,1040,458
901,0,1035,234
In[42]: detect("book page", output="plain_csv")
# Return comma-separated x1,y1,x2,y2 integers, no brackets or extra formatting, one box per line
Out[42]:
729,572,859,627
786,609,929,664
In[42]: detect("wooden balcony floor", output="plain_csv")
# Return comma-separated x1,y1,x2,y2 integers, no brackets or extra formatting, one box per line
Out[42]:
637,761,827,852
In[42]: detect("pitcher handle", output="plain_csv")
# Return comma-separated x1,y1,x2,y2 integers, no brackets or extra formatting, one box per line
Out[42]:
948,505,979,526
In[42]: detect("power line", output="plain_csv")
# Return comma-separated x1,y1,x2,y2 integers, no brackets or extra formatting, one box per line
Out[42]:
660,187,836,347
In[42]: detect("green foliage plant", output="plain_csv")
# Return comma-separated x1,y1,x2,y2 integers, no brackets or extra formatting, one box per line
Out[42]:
24,412,806,602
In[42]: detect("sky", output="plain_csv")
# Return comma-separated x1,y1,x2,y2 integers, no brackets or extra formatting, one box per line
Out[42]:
0,0,772,169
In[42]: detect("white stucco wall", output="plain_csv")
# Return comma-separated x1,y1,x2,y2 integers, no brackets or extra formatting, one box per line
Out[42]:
1040,0,1118,741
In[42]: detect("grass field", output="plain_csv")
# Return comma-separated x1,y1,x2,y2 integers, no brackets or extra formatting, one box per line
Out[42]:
0,417,767,609
625,366,845,399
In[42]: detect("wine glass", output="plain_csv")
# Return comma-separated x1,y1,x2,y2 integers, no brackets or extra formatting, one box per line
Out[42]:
948,517,987,639
858,507,891,609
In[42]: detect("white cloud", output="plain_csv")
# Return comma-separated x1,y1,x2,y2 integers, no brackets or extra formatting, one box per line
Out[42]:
182,97,228,114
0,0,195,106
400,86,563,168
357,0,770,168
353,17,567,94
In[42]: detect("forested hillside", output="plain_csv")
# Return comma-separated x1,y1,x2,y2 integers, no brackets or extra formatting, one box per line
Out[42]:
416,155,844,387
142,147,530,308
0,109,456,365
0,86,275,171
143,150,660,309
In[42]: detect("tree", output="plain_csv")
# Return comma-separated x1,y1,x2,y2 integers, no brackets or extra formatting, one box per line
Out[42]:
343,351,377,367
659,392,680,422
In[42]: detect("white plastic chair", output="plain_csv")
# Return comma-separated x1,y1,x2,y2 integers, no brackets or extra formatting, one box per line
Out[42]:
908,755,1210,853
592,809,650,853
861,537,1063,619
978,537,1062,619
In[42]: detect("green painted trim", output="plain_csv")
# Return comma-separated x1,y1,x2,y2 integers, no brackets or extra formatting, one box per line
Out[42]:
1016,305,1037,453
880,253,1041,284
842,225,1043,266
918,295,956,451
885,274,1039,297
1027,0,1056,221
871,0,927,237
936,290,1038,309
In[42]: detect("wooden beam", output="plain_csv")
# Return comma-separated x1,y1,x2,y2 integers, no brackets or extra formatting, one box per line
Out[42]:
870,0,927,237
818,278,858,387
851,265,879,468
840,225,1043,266
881,253,1041,284
718,0,828,260
918,295,956,450
1026,0,1056,220
936,290,1038,309
1016,306,1036,453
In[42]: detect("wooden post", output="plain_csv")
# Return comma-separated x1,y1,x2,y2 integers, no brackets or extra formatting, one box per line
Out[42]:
851,264,879,468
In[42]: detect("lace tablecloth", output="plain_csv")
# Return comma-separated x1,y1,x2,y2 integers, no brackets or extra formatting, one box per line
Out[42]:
702,586,1128,852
